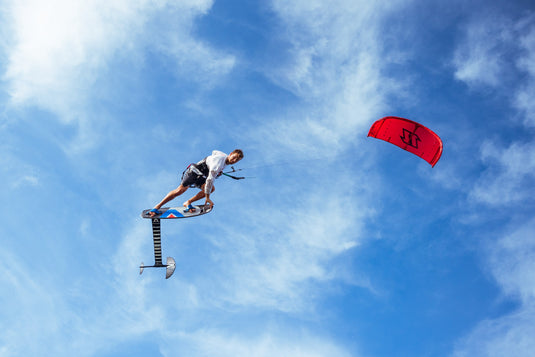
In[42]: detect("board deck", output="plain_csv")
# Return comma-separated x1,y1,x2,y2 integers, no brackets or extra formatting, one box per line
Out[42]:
141,205,213,219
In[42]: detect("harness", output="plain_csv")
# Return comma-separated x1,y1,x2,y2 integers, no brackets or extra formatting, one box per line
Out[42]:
192,157,209,177
181,157,209,188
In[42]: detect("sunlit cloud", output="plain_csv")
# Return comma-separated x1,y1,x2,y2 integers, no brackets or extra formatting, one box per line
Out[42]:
1,0,234,152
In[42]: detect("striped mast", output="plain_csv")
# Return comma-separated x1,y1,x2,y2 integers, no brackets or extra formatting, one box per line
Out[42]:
152,218,163,266
140,217,176,279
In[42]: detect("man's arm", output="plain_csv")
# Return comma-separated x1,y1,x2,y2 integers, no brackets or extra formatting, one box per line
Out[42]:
203,152,227,207
203,170,218,206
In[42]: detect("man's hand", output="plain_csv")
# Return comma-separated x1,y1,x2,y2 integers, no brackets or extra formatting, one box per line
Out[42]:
205,196,214,208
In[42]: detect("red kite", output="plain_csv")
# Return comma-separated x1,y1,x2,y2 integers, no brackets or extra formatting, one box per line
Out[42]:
368,116,443,167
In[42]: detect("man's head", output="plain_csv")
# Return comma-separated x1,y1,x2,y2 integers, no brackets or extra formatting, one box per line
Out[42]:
227,149,244,165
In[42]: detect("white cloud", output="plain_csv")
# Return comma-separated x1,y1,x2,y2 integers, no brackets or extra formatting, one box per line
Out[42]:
184,170,377,313
4,0,136,122
0,148,41,189
514,20,535,127
251,0,404,158
0,221,167,356
11,174,39,188
445,17,535,357
452,304,535,357
233,1,401,316
453,13,535,126
1,0,234,150
0,205,362,356
486,218,535,303
469,141,535,206
161,328,355,357
0,250,66,356
453,15,512,88
0,1,430,356
218,0,400,314
457,14,535,207
452,219,535,357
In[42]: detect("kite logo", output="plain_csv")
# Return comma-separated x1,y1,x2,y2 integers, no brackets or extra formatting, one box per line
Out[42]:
400,128,421,149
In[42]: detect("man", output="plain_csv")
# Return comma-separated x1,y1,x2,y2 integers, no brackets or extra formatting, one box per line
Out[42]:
149,149,244,217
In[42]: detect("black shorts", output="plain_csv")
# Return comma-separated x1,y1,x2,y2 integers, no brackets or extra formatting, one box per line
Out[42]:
181,166,207,188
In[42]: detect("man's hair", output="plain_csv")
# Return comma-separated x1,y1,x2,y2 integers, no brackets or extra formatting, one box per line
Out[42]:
231,149,244,159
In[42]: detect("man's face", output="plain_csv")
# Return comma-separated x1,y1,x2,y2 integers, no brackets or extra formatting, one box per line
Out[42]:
228,152,242,165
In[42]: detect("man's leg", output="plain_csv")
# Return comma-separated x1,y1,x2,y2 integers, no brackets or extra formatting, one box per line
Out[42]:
149,185,189,216
183,190,206,207
184,185,215,207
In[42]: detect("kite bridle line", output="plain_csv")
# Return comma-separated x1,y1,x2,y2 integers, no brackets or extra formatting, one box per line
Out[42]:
222,172,246,180
222,166,250,180
221,151,358,181
221,154,345,181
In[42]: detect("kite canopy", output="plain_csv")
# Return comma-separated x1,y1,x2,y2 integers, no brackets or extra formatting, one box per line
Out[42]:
368,116,443,167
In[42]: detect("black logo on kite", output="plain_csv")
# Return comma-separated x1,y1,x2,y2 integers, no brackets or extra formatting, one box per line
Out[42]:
400,129,421,149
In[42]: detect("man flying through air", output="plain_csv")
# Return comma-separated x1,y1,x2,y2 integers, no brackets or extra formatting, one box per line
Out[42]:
148,149,244,217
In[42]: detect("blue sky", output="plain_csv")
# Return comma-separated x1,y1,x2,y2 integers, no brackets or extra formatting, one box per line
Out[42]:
1,0,534,356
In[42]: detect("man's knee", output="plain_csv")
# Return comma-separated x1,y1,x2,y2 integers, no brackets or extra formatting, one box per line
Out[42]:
173,185,187,196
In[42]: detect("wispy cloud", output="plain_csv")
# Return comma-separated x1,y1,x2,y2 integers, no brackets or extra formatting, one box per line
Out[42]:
161,328,355,357
513,18,535,127
452,219,535,357
454,12,535,205
251,0,404,158
486,218,535,303
8,1,531,356
201,178,373,312
453,12,535,126
452,11,535,357
0,249,66,356
0,150,41,189
469,141,535,206
205,1,403,315
453,14,513,88
0,208,360,356
1,0,234,151
452,305,535,357
0,221,166,356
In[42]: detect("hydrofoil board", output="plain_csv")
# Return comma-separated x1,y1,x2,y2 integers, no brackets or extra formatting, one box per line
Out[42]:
141,205,212,219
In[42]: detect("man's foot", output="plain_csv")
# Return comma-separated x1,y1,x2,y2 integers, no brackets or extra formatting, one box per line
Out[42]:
183,201,196,213
148,208,161,217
